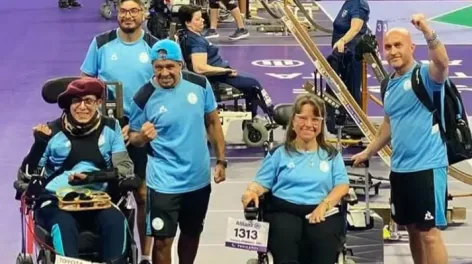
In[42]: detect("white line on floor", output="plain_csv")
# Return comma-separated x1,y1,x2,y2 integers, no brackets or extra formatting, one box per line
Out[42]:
193,242,472,247
216,43,472,47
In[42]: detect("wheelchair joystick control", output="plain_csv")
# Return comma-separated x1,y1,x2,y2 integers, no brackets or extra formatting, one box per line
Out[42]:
244,201,259,221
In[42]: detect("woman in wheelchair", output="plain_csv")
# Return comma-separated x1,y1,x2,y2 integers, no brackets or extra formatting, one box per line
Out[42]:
175,4,276,123
17,78,136,263
241,94,350,264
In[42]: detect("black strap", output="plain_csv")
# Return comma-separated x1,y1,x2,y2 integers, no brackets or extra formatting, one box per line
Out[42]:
43,121,108,186
380,77,388,102
380,72,395,103
410,65,446,142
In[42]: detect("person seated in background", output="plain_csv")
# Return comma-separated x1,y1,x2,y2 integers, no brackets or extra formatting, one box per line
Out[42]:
17,78,135,264
176,4,275,121
241,94,350,264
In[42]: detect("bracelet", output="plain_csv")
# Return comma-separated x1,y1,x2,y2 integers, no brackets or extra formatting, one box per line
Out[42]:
425,30,440,49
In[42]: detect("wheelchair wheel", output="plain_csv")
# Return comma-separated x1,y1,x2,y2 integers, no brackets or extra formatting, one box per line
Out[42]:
266,252,274,264
337,253,356,264
16,253,33,264
38,249,53,264
100,3,112,19
243,122,269,148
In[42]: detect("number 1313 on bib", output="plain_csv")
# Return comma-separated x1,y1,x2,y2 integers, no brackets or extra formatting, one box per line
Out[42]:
225,217,270,252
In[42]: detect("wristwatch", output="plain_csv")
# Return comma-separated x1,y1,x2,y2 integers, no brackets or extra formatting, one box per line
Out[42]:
216,159,228,168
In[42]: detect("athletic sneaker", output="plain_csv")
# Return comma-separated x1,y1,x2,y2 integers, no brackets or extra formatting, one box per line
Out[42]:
68,0,82,7
203,29,220,39
228,28,249,40
58,0,69,8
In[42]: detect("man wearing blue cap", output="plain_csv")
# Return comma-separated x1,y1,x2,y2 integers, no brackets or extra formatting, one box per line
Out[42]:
128,39,226,264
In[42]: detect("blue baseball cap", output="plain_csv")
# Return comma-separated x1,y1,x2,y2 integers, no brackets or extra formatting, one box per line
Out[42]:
150,39,184,63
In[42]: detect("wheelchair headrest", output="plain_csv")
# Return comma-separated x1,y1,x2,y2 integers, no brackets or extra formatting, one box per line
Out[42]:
273,103,294,128
42,76,81,104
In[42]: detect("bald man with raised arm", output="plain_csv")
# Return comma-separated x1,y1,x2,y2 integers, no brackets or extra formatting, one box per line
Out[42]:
351,14,449,264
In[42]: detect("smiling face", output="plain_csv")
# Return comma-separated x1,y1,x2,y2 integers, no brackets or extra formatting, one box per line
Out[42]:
152,59,183,88
384,28,416,72
117,0,144,34
69,95,101,123
293,103,324,143
285,94,327,148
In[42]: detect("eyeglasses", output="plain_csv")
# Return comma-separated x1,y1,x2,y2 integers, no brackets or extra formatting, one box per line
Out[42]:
118,8,142,17
295,114,324,125
71,98,97,107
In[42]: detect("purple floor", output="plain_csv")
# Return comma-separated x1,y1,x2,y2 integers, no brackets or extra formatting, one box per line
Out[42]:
3,0,472,263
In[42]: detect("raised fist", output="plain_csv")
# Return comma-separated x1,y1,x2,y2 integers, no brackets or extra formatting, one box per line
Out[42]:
33,124,52,142
33,124,52,136
140,122,157,142
410,13,430,33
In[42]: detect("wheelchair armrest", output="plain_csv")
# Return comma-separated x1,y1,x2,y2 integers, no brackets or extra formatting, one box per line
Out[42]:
202,70,232,77
342,188,358,205
13,180,29,200
118,177,142,193
344,159,369,168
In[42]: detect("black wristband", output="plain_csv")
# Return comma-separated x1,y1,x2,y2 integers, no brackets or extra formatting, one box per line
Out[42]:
20,140,49,174
85,168,119,183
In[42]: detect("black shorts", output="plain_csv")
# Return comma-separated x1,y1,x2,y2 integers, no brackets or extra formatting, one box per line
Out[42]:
145,184,212,239
390,167,448,229
266,196,345,264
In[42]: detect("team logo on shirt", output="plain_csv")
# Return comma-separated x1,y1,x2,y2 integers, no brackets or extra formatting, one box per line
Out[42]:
157,49,167,60
341,10,348,17
187,92,198,104
403,80,412,91
319,160,329,172
139,52,149,63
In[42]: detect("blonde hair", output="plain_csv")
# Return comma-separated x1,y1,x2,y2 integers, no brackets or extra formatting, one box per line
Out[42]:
284,94,338,159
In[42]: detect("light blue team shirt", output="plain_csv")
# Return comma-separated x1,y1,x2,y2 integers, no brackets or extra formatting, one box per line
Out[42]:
255,146,349,205
128,71,218,194
39,119,127,193
383,63,448,172
80,29,158,117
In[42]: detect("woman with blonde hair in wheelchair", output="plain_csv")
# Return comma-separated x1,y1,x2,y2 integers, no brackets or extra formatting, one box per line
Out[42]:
241,94,350,264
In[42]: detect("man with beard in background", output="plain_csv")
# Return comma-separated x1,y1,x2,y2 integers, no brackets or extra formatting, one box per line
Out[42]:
80,0,157,263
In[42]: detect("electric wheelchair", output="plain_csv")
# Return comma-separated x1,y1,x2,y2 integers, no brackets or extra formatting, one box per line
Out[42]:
241,103,378,264
244,189,360,264
14,77,140,264
170,23,277,149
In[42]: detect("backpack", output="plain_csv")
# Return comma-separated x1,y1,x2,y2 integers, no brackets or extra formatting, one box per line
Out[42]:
380,65,472,165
